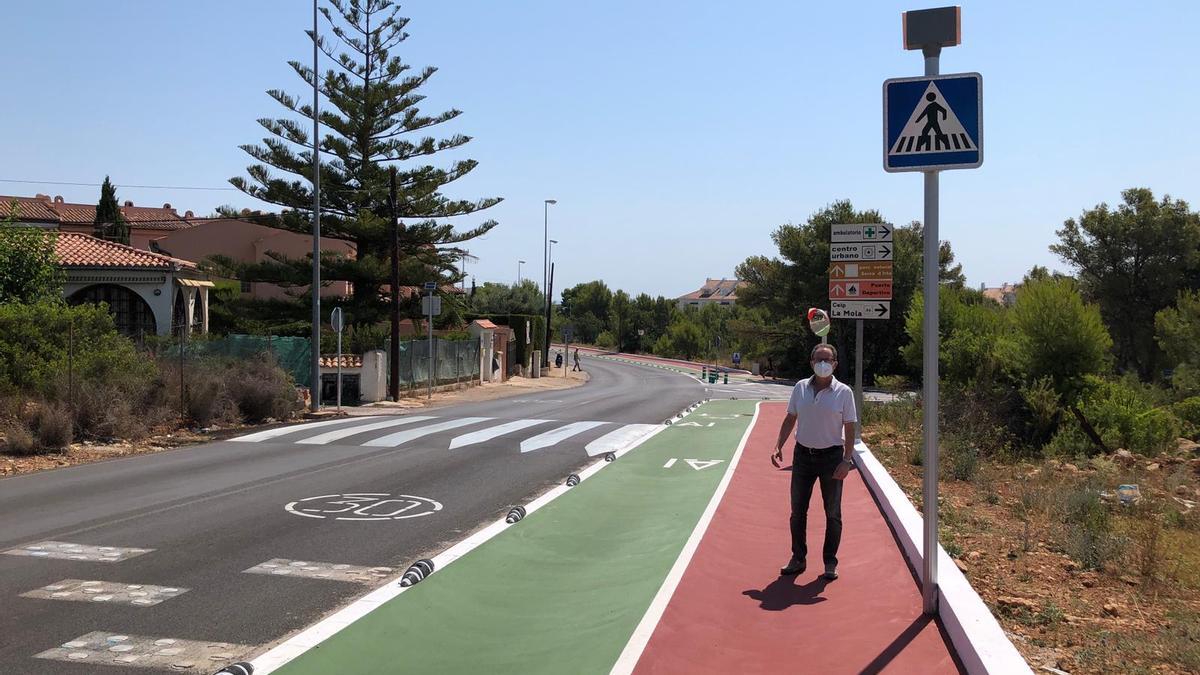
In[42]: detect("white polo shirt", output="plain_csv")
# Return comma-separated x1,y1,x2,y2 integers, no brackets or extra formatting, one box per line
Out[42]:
786,376,857,449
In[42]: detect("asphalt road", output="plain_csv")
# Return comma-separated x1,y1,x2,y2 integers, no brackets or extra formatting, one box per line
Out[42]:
0,355,721,674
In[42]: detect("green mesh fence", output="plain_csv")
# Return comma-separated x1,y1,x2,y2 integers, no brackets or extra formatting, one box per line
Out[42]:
165,334,313,387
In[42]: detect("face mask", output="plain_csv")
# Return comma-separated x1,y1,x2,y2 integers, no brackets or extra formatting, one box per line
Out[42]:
813,361,834,378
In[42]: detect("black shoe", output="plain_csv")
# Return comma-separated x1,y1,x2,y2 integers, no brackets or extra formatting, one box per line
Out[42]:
780,558,805,575
821,565,838,581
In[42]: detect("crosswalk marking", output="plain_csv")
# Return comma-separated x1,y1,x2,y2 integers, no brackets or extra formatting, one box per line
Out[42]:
3,541,151,562
584,424,661,457
520,421,609,453
36,632,250,670
363,417,492,447
296,416,436,445
244,559,393,583
22,579,188,606
230,416,382,443
448,419,553,450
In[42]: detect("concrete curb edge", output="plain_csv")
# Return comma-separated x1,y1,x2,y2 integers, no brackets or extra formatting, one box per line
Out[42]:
853,440,1033,675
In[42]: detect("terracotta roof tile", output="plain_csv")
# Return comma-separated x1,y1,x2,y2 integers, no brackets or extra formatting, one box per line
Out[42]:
677,278,747,301
0,196,60,222
54,232,197,269
320,354,363,369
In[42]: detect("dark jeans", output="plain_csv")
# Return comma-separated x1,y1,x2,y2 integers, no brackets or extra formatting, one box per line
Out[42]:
790,444,844,567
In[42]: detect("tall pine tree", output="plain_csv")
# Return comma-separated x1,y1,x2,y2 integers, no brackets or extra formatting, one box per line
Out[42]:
93,176,129,244
217,0,500,328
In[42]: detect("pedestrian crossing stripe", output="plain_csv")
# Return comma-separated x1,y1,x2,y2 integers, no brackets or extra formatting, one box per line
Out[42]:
889,81,976,155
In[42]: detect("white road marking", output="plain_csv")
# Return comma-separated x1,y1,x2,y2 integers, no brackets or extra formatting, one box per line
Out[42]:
519,421,609,453
244,559,393,583
22,579,187,606
663,458,677,469
295,416,436,445
363,417,492,447
284,493,443,521
447,419,553,449
584,423,661,457
611,402,762,674
3,541,151,562
36,632,250,670
248,416,672,675
230,416,382,443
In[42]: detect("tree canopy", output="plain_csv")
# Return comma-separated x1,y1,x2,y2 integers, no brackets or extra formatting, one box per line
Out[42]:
0,202,62,304
1051,188,1200,380
216,0,500,330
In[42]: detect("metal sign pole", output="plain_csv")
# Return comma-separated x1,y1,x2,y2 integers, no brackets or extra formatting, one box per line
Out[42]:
427,289,434,400
855,318,864,440
921,44,941,616
336,328,342,411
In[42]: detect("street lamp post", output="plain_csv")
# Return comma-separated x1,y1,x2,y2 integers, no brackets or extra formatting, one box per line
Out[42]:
542,199,557,361
517,259,526,284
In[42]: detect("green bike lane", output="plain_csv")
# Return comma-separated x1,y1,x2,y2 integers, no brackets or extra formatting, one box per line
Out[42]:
270,399,759,675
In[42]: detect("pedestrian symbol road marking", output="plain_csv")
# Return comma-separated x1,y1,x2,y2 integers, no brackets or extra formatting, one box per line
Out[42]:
889,82,975,155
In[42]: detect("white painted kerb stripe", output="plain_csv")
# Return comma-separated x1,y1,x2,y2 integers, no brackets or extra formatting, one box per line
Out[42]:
231,416,381,443
296,416,435,445
610,401,762,675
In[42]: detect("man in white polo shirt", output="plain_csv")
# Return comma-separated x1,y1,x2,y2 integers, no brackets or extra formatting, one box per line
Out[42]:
771,343,857,580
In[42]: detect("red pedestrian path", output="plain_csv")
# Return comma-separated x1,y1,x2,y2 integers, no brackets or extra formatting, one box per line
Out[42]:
632,402,963,674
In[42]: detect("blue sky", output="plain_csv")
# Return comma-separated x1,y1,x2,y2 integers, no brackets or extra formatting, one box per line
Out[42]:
4,1,1198,299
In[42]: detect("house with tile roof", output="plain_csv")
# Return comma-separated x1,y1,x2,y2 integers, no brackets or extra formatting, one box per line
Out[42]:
55,232,213,338
676,278,748,310
979,282,1019,306
2,194,194,249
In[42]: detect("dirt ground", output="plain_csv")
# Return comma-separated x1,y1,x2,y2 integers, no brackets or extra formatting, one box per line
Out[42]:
862,422,1200,675
1,369,588,478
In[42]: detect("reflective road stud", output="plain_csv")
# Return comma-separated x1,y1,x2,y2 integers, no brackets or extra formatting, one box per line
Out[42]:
505,506,527,524
399,559,435,587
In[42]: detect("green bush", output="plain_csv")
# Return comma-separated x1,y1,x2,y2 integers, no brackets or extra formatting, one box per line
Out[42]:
1054,479,1125,570
1076,376,1182,455
595,331,617,350
1173,397,1200,439
0,301,153,396
874,374,910,393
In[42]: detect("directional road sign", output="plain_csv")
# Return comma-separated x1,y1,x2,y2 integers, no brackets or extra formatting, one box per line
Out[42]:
884,72,982,172
829,279,893,300
330,306,344,333
421,295,442,316
830,242,893,262
423,281,438,290
831,223,892,243
828,261,893,279
831,300,891,320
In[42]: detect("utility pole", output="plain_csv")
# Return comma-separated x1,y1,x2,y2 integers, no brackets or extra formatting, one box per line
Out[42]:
388,166,401,401
308,0,321,412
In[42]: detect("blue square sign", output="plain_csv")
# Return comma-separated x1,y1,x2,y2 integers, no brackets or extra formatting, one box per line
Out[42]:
884,72,982,172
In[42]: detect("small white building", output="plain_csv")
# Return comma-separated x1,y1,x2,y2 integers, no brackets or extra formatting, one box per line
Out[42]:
56,232,213,338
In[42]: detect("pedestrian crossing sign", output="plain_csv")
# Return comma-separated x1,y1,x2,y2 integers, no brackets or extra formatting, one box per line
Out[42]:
883,72,982,172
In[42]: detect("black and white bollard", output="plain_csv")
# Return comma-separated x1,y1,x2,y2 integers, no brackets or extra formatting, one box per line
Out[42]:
213,663,253,675
604,452,616,462
399,559,434,587
565,474,581,487
506,505,527,524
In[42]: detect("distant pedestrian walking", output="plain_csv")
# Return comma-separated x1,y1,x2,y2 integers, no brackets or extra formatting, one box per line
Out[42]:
555,352,563,369
771,343,857,581
572,348,582,372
